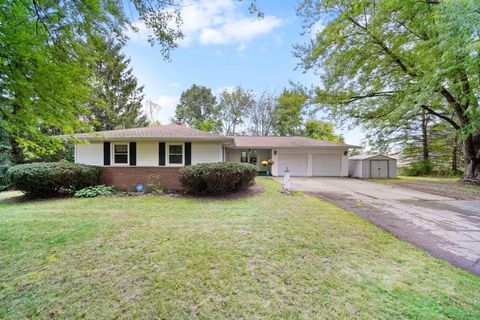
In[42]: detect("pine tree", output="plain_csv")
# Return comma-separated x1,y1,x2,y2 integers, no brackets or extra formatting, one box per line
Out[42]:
88,38,148,131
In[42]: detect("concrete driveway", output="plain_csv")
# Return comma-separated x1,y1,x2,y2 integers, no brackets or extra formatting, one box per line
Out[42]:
275,177,480,276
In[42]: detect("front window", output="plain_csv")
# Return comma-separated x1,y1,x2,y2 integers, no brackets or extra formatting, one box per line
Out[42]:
168,144,183,165
240,151,248,162
113,144,128,164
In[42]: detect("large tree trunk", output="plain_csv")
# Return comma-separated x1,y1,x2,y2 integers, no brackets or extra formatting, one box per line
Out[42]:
463,132,480,181
9,136,24,164
452,135,458,175
421,110,429,161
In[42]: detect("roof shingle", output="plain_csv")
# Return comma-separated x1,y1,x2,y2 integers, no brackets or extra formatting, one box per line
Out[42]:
231,136,355,148
69,125,232,141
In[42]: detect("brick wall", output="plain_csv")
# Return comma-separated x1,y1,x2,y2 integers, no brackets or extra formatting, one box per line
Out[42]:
99,167,183,191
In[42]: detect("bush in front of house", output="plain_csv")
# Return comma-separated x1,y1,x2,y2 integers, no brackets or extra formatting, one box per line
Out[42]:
74,185,115,198
8,162,99,197
180,162,258,195
0,165,11,191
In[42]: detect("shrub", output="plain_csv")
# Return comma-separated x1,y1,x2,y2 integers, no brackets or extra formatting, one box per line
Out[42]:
8,162,99,197
402,160,434,176
0,165,11,191
180,162,258,195
74,185,115,198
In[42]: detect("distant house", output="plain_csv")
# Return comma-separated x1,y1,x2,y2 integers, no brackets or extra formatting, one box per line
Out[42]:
71,125,356,190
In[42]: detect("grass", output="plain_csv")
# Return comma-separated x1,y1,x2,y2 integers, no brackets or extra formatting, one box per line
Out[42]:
1,179,479,319
369,175,480,195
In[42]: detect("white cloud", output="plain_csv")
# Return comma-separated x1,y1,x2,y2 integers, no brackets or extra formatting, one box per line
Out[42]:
198,15,281,45
310,21,326,38
127,0,282,49
147,95,180,124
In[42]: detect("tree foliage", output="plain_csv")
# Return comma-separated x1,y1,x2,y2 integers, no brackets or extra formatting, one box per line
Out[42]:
275,89,308,136
175,84,221,133
248,92,278,136
296,0,480,180
88,38,148,131
218,86,255,135
303,120,344,143
0,0,183,162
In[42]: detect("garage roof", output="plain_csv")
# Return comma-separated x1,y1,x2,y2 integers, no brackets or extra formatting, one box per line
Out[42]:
349,154,396,160
231,136,356,149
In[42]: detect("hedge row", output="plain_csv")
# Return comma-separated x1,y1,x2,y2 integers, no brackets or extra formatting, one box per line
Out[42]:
8,162,99,197
180,162,258,195
0,165,11,191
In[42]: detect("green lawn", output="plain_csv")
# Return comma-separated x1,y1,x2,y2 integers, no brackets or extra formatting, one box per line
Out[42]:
369,175,480,198
1,179,479,319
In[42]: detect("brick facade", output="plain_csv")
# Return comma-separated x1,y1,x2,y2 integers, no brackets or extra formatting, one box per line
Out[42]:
99,166,183,191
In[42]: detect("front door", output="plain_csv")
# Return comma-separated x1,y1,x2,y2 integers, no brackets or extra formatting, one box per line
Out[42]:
370,160,388,178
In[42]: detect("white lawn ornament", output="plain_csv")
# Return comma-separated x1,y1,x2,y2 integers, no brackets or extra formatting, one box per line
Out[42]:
283,167,291,190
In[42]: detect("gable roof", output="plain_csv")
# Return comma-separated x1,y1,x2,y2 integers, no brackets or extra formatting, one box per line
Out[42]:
68,125,232,141
231,136,356,149
349,154,396,160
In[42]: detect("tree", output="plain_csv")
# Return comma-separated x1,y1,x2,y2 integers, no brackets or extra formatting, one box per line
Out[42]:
303,120,343,143
275,89,307,136
248,92,278,136
296,0,480,180
175,85,221,133
0,1,183,162
218,86,255,135
88,38,148,131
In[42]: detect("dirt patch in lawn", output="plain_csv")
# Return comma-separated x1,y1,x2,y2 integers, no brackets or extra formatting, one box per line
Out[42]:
393,180,480,200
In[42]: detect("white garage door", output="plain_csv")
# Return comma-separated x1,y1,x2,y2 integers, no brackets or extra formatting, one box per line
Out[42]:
370,160,389,178
278,153,307,176
312,154,341,176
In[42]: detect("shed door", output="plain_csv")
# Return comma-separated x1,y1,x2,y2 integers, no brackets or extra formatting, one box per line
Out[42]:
370,160,388,178
278,153,307,176
312,154,341,176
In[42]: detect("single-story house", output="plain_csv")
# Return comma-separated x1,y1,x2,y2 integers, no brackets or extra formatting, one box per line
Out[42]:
71,124,356,190
348,154,397,178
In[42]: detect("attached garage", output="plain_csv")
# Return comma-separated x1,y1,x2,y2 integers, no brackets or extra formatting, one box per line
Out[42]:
348,155,397,178
278,153,308,176
227,136,355,177
312,154,341,176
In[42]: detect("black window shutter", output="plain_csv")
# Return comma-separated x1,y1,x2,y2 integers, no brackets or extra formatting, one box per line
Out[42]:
129,142,136,166
159,142,166,166
103,142,111,165
185,142,192,166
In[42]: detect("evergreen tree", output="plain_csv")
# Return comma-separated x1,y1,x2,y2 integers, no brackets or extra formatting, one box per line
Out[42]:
88,38,148,131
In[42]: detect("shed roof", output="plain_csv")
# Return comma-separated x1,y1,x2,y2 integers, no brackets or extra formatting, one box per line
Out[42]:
348,154,396,160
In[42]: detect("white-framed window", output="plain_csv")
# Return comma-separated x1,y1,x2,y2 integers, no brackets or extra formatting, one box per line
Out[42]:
113,143,129,165
167,143,184,166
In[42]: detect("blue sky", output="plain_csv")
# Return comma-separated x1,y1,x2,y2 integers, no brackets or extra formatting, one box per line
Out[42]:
123,0,364,145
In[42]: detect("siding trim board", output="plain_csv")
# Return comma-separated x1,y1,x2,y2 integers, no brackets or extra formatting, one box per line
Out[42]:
129,142,137,166
185,142,192,166
159,142,166,166
103,142,111,166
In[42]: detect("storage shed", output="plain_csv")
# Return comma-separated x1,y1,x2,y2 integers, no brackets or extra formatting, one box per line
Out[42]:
348,155,397,178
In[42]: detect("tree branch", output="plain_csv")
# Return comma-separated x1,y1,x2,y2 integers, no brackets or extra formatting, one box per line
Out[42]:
420,104,460,130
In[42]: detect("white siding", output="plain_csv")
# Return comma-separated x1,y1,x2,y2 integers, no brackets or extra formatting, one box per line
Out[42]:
137,142,158,166
348,160,364,178
192,142,222,164
75,143,103,166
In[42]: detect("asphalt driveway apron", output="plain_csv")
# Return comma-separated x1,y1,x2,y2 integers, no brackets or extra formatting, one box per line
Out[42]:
275,177,480,276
